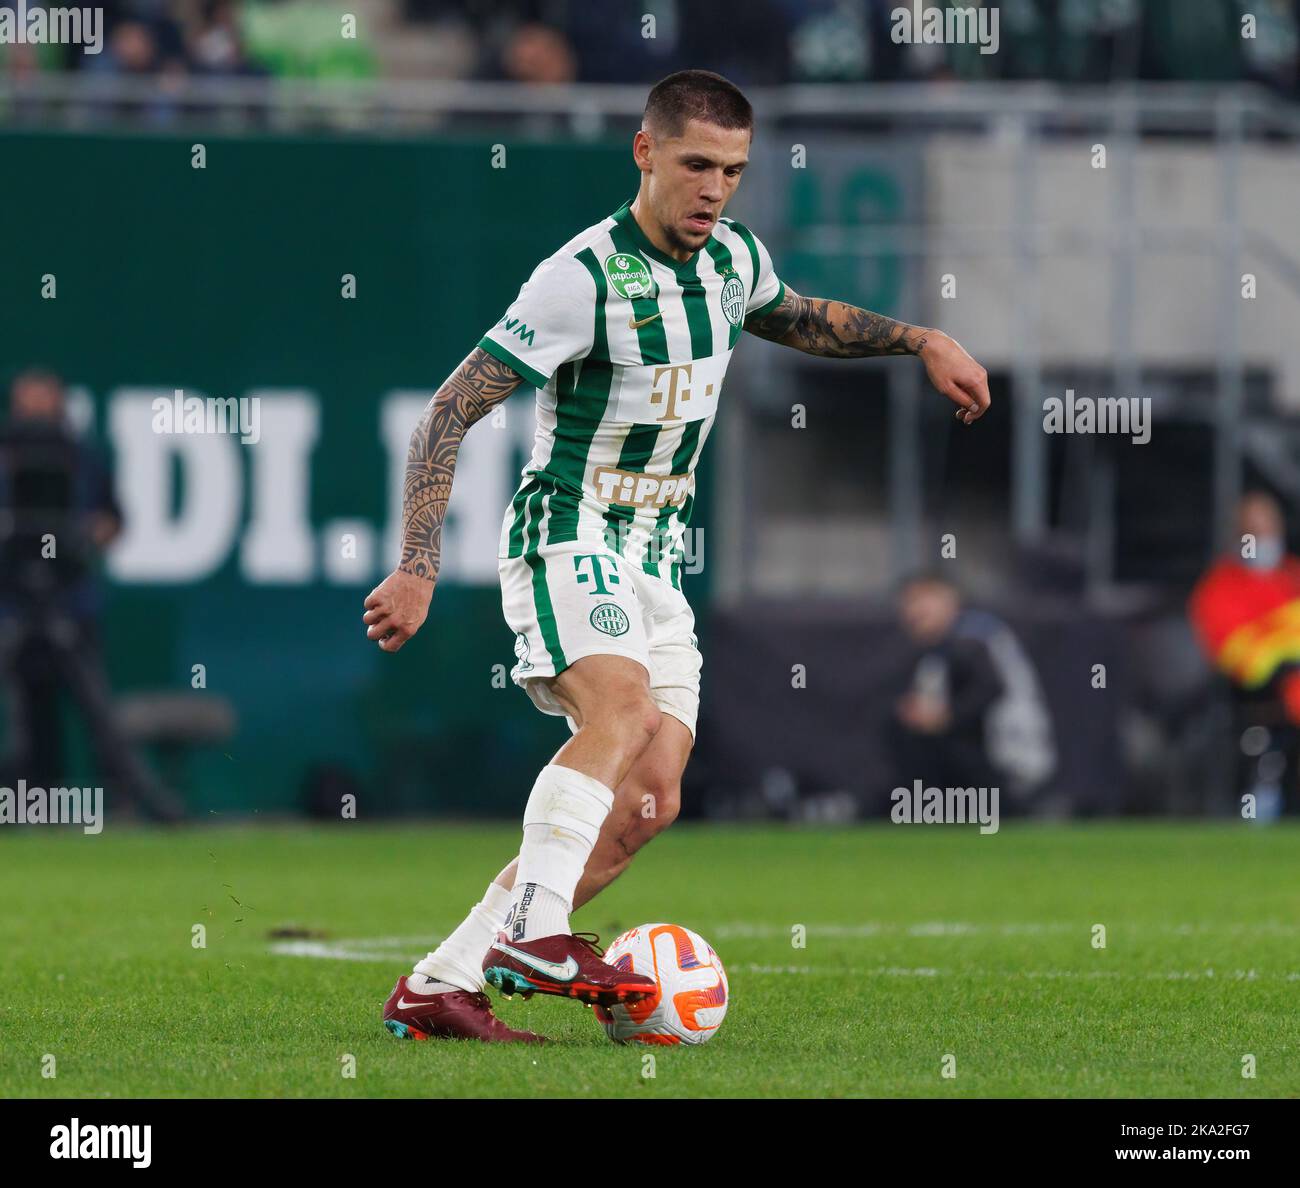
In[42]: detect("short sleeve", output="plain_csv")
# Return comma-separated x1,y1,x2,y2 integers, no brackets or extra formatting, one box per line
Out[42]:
744,229,785,319
478,253,596,389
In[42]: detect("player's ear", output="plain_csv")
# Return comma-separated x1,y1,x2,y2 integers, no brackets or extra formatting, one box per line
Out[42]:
632,128,653,171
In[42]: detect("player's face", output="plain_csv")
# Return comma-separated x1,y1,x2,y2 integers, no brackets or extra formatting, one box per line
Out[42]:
643,119,750,256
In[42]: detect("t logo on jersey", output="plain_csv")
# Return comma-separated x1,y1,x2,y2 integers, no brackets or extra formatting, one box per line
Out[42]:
604,252,655,300
573,553,620,595
649,362,713,423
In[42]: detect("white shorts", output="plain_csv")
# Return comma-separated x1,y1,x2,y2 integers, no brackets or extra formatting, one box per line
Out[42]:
499,542,702,738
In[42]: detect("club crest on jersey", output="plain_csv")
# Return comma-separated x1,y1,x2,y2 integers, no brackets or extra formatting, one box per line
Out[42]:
720,273,745,326
589,602,630,637
604,252,655,300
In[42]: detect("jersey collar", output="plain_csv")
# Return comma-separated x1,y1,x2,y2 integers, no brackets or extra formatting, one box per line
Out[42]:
612,200,699,278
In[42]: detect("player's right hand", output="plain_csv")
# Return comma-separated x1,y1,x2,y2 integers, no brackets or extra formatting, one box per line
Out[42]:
363,569,434,653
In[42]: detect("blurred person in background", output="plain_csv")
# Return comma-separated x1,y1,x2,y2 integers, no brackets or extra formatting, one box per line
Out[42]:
0,370,180,820
501,22,575,84
85,0,190,74
892,573,1056,808
83,9,191,125
1190,490,1300,817
190,0,265,77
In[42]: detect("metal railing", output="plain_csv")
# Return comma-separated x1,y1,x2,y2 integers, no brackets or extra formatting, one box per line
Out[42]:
2,74,1299,137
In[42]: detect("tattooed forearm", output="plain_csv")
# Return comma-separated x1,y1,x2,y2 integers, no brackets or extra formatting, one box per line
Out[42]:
400,348,523,581
744,286,932,358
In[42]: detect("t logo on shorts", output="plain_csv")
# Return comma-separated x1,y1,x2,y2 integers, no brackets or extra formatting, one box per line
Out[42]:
573,553,620,596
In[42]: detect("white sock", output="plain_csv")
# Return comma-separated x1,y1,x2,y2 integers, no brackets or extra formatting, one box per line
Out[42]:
406,975,459,994
502,881,572,941
505,764,614,942
413,881,514,993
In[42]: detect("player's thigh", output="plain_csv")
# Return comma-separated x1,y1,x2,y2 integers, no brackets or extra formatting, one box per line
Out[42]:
546,652,657,732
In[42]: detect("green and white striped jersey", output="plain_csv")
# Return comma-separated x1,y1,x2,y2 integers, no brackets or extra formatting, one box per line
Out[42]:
479,199,784,590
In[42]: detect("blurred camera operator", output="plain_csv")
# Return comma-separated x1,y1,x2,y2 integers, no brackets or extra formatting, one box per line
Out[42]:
0,368,180,820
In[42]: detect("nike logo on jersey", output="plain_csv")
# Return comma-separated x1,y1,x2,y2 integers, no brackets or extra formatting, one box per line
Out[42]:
628,312,663,330
491,942,581,981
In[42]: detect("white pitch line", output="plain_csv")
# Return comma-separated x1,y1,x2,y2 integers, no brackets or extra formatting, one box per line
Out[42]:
739,964,1299,981
264,940,1299,984
711,921,1300,939
269,935,435,963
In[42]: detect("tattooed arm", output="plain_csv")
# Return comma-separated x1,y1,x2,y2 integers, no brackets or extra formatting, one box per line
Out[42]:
363,348,523,653
744,286,991,424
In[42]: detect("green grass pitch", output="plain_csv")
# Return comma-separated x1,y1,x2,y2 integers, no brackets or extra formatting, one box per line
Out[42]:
1,822,1297,1098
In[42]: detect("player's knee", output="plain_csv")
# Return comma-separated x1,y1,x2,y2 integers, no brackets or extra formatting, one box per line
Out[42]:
600,691,662,744
635,777,680,839
650,787,680,834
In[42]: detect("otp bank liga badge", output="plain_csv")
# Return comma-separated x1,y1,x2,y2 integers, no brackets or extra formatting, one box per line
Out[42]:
589,602,630,637
720,270,745,326
604,253,655,300
513,631,533,671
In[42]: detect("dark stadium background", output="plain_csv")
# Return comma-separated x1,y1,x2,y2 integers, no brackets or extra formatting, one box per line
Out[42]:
1,0,1297,822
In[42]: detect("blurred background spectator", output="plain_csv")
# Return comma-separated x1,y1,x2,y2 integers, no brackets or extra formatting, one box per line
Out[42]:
1190,491,1300,818
1,1,1296,96
0,370,180,820
892,572,1056,809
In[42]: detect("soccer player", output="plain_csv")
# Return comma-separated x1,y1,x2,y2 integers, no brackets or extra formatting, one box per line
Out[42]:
365,69,990,1042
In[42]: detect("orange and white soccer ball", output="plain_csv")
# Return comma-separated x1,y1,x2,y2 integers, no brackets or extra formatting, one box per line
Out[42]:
595,923,728,1045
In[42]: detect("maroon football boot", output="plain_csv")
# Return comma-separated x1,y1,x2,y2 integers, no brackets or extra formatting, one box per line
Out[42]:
482,931,656,1006
382,975,546,1043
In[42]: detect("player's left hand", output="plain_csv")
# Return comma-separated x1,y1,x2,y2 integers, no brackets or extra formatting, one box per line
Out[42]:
920,332,990,425
363,568,434,653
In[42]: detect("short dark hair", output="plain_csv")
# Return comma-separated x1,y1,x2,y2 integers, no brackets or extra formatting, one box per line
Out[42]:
643,70,753,139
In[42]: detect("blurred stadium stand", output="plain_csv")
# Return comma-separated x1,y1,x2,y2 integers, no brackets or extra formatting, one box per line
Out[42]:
3,0,1299,820
2,2,1298,96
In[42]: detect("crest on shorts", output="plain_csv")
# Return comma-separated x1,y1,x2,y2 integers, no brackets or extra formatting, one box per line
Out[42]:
513,631,533,671
604,252,656,300
589,602,630,637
